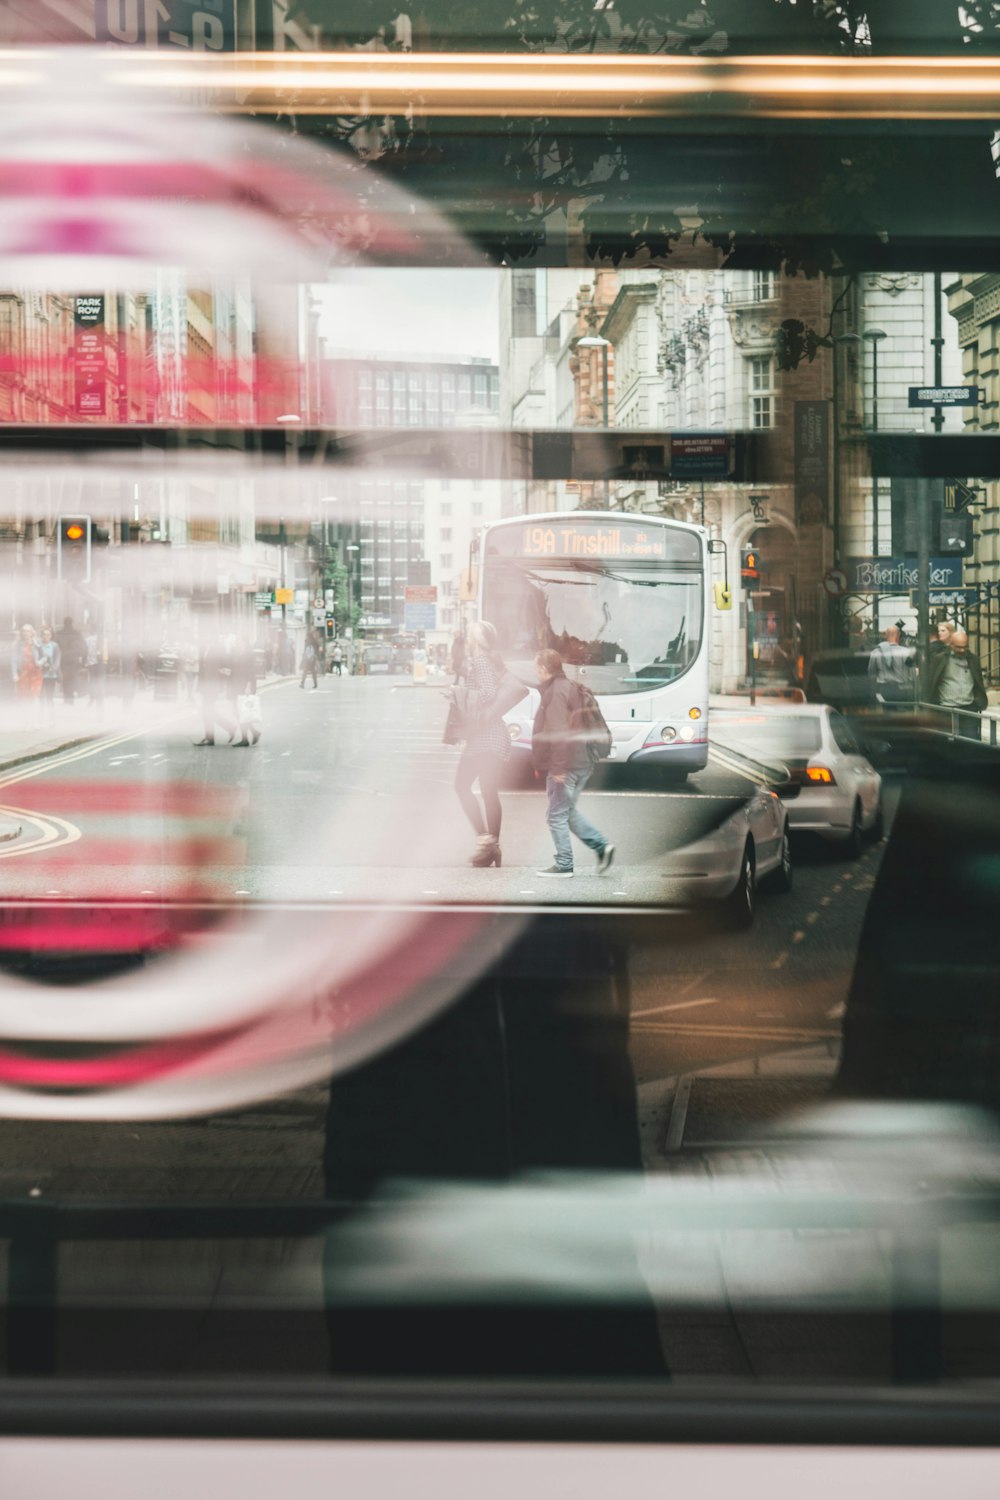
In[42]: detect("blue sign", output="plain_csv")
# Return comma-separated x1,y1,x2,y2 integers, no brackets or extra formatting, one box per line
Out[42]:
848,556,963,592
908,386,981,408
97,0,236,51
404,603,437,631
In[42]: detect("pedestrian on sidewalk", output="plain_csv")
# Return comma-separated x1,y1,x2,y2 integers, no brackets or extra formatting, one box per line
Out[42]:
193,635,238,746
13,625,42,704
453,620,510,868
233,637,261,746
33,626,61,722
927,626,988,740
300,630,320,690
56,616,86,705
532,649,614,879
451,629,467,684
330,641,344,676
868,624,916,710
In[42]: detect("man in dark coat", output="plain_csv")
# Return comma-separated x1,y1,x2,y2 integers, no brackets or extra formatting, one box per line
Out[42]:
927,627,988,739
531,648,614,878
55,616,86,705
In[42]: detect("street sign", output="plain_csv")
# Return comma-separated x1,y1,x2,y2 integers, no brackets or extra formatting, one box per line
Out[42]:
908,386,982,408
847,556,963,592
670,434,731,480
823,568,848,598
274,587,294,605
405,603,437,631
404,585,438,605
911,588,978,607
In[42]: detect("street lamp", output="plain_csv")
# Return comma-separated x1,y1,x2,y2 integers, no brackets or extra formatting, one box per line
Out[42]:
344,542,360,674
863,328,887,555
832,333,861,567
576,333,611,510
276,413,302,629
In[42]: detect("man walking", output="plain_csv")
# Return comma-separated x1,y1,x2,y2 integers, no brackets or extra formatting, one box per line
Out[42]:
56,615,86,705
867,623,916,709
532,648,614,878
927,626,988,739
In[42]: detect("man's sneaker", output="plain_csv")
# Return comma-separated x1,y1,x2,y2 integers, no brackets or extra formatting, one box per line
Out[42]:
597,843,615,875
535,865,573,878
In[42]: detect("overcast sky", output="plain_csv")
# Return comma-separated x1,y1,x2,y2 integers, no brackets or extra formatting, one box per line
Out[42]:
317,269,500,362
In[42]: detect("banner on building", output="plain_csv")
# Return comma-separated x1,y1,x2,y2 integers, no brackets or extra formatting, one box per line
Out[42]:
794,401,829,526
74,295,106,416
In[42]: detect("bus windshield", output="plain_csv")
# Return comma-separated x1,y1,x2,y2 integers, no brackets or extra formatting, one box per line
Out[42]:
483,557,704,695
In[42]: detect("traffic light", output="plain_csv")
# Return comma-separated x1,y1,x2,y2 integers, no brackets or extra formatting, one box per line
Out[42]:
57,514,91,583
741,544,761,583
325,616,336,641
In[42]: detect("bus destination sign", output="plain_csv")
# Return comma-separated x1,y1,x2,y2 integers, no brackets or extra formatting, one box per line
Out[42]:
518,524,670,560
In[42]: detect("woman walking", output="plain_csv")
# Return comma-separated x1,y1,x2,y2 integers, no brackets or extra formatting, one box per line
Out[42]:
34,626,61,722
13,625,42,703
453,620,511,868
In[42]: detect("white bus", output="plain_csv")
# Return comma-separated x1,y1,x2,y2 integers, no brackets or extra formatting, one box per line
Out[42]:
478,512,710,782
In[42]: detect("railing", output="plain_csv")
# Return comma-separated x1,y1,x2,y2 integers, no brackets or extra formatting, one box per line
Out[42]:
913,699,1000,747
2,1185,997,1385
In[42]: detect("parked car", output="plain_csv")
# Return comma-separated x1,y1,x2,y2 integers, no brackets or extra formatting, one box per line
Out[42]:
711,702,883,858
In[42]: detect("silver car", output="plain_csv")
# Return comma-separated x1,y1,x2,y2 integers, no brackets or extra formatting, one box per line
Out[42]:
710,702,883,858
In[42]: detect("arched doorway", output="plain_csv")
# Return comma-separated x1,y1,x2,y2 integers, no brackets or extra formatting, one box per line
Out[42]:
750,525,802,686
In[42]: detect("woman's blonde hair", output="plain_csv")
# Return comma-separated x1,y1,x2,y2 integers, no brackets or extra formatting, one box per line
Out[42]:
468,620,499,655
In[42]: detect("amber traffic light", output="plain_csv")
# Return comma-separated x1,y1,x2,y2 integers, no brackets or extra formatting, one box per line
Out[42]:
741,545,761,583
57,514,91,583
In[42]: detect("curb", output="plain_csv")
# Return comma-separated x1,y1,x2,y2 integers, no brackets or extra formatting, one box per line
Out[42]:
0,735,99,777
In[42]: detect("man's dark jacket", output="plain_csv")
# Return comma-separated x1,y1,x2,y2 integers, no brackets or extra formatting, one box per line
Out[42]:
927,646,988,711
532,671,590,776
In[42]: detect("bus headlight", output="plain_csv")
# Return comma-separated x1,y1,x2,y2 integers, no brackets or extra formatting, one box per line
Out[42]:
679,725,696,742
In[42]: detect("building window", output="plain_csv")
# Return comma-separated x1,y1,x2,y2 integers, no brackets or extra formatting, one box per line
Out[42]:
358,369,372,391
441,502,452,516
472,502,483,516
441,554,452,570
440,528,452,542
749,355,774,429
752,271,776,301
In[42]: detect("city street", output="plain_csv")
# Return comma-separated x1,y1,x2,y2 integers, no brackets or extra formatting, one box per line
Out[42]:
0,673,897,1380
0,672,891,1176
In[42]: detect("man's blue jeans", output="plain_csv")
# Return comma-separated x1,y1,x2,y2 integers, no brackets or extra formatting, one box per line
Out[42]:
545,769,606,872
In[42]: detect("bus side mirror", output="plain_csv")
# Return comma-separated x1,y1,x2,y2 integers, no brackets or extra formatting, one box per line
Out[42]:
714,582,732,611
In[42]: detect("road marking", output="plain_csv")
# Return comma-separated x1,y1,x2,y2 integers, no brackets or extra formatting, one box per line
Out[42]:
831,884,842,894
770,951,789,970
632,996,718,1018
0,806,81,860
819,895,831,906
806,911,819,925
631,1022,840,1042
664,1075,692,1153
791,930,806,943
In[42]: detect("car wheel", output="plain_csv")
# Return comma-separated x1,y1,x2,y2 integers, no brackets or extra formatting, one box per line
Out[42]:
722,841,756,929
765,825,793,893
843,800,864,861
